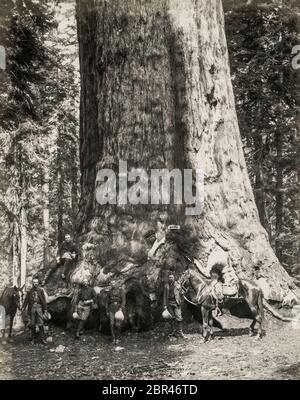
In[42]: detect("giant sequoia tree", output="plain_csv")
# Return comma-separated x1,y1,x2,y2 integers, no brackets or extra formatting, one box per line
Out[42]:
71,0,297,310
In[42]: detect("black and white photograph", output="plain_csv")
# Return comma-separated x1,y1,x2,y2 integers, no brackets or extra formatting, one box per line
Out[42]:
0,0,300,381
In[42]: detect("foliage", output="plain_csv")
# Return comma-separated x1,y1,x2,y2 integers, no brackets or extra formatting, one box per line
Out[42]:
0,0,80,287
225,3,300,283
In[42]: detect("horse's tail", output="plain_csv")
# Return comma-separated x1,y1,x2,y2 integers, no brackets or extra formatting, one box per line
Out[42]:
262,299,294,322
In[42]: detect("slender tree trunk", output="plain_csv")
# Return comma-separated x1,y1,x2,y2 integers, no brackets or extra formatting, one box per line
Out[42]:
19,205,27,288
57,127,64,247
71,143,79,233
73,0,295,305
253,133,267,230
17,130,27,289
42,168,51,266
275,129,284,261
295,27,300,270
11,132,19,288
11,220,18,287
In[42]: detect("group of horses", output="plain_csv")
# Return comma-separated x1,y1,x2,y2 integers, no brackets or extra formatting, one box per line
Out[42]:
0,266,266,342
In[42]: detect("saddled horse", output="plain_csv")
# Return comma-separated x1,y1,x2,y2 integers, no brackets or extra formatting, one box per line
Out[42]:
183,269,264,342
0,286,23,338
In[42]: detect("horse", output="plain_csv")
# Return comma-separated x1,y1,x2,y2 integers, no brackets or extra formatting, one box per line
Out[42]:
0,286,23,338
183,269,264,342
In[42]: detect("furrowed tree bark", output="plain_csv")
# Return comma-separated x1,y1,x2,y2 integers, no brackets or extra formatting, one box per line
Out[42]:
72,0,297,311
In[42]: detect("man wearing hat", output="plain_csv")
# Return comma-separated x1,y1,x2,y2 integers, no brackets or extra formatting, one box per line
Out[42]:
163,271,186,339
22,277,48,344
56,233,78,280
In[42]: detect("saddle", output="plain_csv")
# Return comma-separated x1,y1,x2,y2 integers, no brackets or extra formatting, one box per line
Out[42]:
211,282,239,302
218,261,239,298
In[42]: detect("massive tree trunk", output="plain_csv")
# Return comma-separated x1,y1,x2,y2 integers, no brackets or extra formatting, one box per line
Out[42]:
72,0,296,308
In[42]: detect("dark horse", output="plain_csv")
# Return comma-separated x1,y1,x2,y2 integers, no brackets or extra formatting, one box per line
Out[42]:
183,269,264,342
0,287,22,338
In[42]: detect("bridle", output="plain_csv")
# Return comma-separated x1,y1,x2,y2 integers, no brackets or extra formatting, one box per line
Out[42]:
181,274,202,307
181,271,216,308
13,291,21,310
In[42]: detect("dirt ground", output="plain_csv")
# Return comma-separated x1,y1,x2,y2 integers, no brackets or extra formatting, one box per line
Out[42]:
0,314,299,380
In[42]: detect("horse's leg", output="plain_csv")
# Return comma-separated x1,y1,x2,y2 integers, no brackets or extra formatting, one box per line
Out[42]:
109,312,116,344
249,319,256,337
208,311,214,341
8,314,14,337
201,307,210,343
247,298,262,339
255,314,263,340
97,306,102,333
255,291,264,339
136,294,146,331
66,307,73,330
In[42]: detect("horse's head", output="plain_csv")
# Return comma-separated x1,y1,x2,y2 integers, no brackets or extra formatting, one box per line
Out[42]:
12,286,22,310
182,269,201,291
181,268,214,306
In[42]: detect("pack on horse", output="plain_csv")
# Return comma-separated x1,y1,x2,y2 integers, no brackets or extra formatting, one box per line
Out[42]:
182,268,264,342
0,286,23,338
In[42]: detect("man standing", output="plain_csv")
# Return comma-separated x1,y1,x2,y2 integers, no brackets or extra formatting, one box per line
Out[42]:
75,282,95,339
23,277,48,345
107,280,126,345
57,234,78,280
163,271,186,339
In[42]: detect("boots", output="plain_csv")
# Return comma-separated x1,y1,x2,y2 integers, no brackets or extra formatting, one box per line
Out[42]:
176,322,187,339
30,328,36,345
40,326,47,345
115,326,121,345
169,320,177,338
75,320,84,339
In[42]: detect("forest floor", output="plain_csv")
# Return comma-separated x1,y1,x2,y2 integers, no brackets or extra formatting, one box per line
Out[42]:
0,313,300,380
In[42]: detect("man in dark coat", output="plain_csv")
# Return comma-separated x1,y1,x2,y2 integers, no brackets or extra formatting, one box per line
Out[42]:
23,277,47,344
75,282,96,339
163,271,186,339
56,234,78,280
